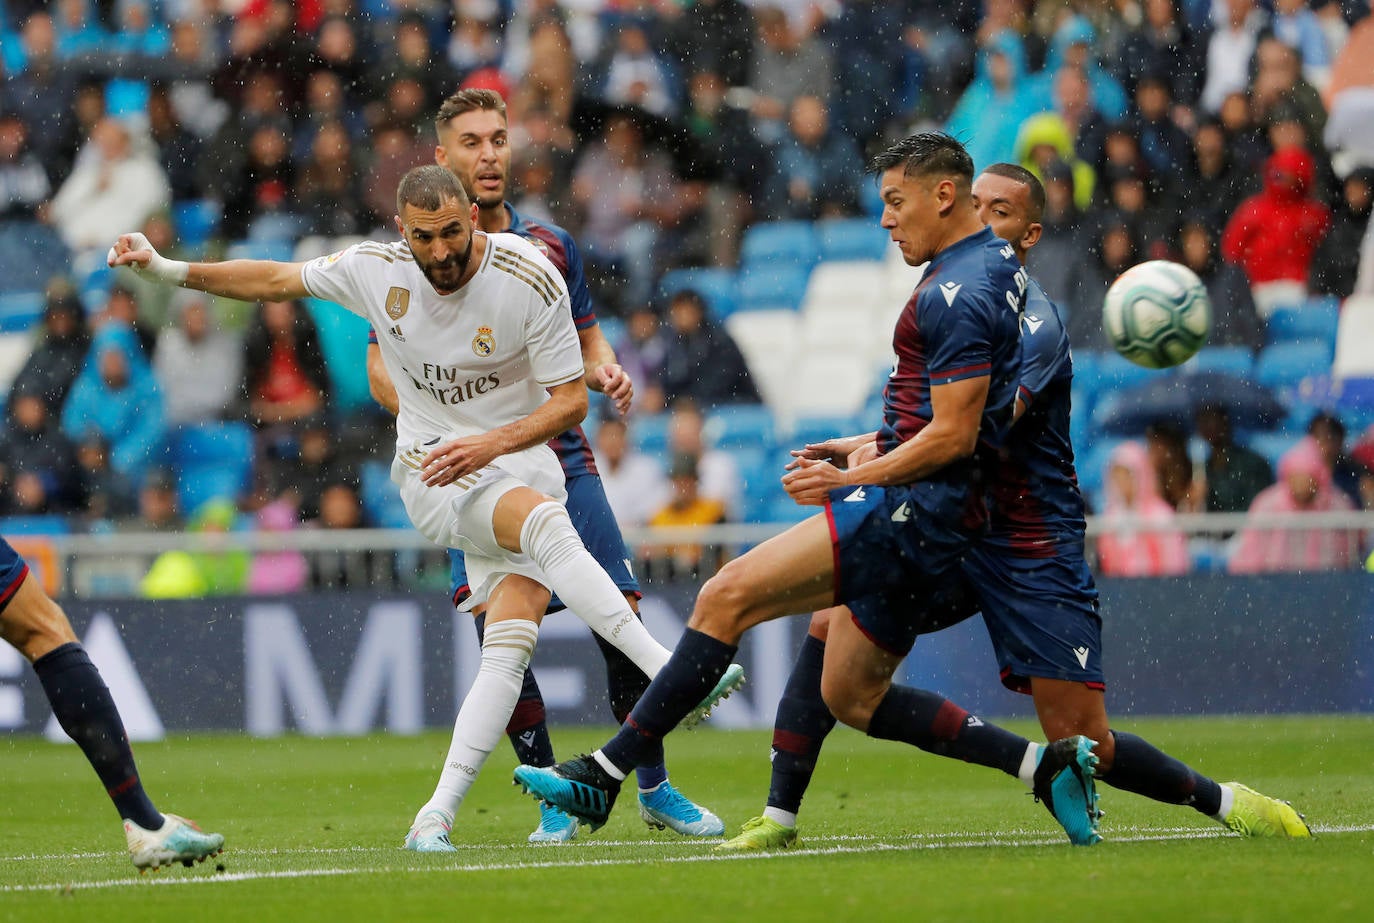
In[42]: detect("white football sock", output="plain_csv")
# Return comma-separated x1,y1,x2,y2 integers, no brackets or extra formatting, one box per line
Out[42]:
520,501,671,677
418,619,539,821
1214,783,1236,822
1017,742,1042,788
762,806,798,828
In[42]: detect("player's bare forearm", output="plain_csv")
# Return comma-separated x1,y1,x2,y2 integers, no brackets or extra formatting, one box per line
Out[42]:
182,260,311,303
846,376,988,486
579,325,633,415
366,343,399,416
790,431,879,466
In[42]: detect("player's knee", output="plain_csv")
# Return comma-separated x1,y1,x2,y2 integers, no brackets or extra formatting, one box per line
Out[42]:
807,608,837,642
2,593,77,662
688,563,756,638
819,675,878,731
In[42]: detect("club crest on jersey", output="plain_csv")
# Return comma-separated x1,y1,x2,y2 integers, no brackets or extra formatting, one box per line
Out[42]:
472,326,496,357
384,286,411,320
528,237,551,257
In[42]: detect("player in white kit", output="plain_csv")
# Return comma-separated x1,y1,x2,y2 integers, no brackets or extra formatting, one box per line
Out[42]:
107,165,742,849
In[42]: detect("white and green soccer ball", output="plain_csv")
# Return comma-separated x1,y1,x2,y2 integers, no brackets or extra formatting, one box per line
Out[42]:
1102,260,1212,369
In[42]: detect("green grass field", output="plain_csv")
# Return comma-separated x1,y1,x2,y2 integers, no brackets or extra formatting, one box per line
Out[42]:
3,716,1371,922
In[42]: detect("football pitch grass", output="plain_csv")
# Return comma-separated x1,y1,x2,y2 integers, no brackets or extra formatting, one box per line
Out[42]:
3,715,1371,922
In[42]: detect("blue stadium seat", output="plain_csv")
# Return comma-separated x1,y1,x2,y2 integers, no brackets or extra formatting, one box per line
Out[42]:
1092,351,1159,393
739,221,820,272
1255,341,1333,397
361,461,411,529
815,218,890,262
104,78,150,116
0,292,44,333
860,179,884,218
764,494,815,525
1266,300,1340,349
706,403,776,450
1187,346,1254,379
630,412,671,454
736,264,811,313
172,199,223,251
169,422,253,511
0,221,70,294
0,514,70,536
225,240,296,263
656,268,739,320
1247,432,1295,470
305,298,374,414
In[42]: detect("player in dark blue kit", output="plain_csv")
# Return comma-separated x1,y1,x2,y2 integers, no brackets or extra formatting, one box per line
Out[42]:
367,88,727,846
717,163,1311,851
0,537,224,871
514,134,1101,843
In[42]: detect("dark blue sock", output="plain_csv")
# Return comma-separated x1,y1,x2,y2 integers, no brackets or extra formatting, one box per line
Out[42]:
475,613,555,767
1100,730,1222,816
592,628,667,784
768,634,836,815
866,683,1027,776
601,628,736,775
33,643,163,829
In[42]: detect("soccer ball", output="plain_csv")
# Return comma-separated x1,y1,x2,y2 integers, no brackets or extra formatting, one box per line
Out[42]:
1102,260,1212,369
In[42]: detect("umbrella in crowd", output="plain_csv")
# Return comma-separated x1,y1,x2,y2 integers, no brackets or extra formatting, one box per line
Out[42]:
1097,370,1287,435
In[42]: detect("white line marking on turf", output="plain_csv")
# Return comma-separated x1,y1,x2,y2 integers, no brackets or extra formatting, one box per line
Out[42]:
2,824,1368,895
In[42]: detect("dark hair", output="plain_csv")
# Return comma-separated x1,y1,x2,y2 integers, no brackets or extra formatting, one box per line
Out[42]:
396,164,469,215
435,87,507,139
1307,410,1345,442
981,162,1047,222
867,132,974,188
669,288,707,312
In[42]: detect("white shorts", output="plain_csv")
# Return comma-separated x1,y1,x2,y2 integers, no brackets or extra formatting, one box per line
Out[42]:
391,438,567,605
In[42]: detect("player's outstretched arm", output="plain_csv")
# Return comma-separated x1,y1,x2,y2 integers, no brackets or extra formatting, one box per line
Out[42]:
108,232,311,303
366,342,400,416
578,324,633,416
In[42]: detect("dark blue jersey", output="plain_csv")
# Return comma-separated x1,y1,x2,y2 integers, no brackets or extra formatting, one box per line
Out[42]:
876,226,1024,529
367,203,599,478
983,279,1087,557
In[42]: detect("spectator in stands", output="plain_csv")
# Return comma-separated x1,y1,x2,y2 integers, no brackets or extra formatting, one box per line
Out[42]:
217,118,296,241
1222,146,1331,317
363,120,432,234
308,478,389,588
1229,436,1361,573
112,211,180,330
1015,112,1095,211
665,398,740,519
1113,0,1205,103
603,22,677,117
1310,167,1374,299
376,14,459,113
595,415,669,528
643,452,729,581
5,13,80,175
765,95,862,220
0,110,51,220
54,0,107,59
943,33,1036,170
146,83,202,202
246,497,309,595
571,110,685,314
660,289,759,409
1064,212,1135,350
1196,404,1273,513
1027,160,1085,310
0,385,80,515
151,18,228,141
1029,16,1128,121
310,15,371,100
263,417,353,523
1201,0,1267,113
152,289,243,426
1129,75,1193,181
668,0,755,89
1249,38,1327,152
507,15,576,130
7,285,89,415
141,498,250,598
133,466,181,532
1308,411,1365,507
1190,119,1258,229
1352,432,1374,514
1097,440,1192,577
1178,217,1263,351
199,70,285,198
1147,420,1199,512
614,304,668,414
60,322,166,485
48,116,170,258
294,119,373,237
72,432,137,526
1271,0,1335,75
96,284,157,357
240,299,329,431
1216,91,1270,174
747,6,833,144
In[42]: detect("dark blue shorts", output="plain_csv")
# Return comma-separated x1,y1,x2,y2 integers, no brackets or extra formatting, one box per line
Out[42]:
450,472,640,610
0,537,32,616
827,484,975,656
961,544,1104,693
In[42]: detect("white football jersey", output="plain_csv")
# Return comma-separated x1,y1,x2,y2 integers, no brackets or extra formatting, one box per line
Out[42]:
301,233,585,450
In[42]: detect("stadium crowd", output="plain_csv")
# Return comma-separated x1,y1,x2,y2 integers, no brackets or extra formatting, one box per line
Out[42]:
1,0,1373,584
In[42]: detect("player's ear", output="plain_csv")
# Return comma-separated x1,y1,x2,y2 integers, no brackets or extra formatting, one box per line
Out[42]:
471,201,480,224
394,214,405,237
435,145,449,169
1022,222,1043,250
936,178,957,216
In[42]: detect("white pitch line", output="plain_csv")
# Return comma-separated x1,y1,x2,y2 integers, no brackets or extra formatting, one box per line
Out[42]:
2,824,1369,895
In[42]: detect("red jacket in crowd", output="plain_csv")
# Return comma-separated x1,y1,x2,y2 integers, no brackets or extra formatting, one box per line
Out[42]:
1221,147,1331,286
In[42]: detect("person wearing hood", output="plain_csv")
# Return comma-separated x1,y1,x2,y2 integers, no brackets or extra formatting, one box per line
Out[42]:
7,285,89,416
1310,166,1374,298
1097,441,1191,577
1229,436,1360,574
1014,110,1095,211
1221,145,1331,316
59,321,167,485
1025,16,1128,121
943,33,1037,170
1178,216,1263,351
